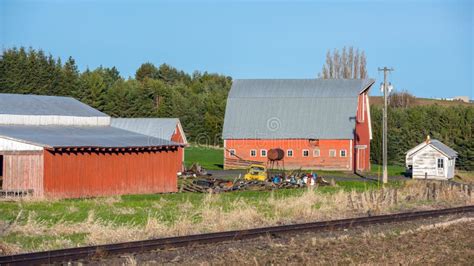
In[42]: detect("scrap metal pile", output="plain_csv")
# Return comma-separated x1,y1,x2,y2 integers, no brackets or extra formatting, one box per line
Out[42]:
179,163,210,178
179,169,332,194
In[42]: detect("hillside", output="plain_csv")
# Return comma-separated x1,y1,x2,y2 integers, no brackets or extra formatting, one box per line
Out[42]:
370,96,472,107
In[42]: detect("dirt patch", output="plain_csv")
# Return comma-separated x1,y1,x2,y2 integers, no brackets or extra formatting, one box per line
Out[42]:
98,214,474,265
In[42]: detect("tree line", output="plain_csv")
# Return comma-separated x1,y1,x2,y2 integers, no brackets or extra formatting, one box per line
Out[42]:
0,47,231,144
371,102,473,171
1,47,472,170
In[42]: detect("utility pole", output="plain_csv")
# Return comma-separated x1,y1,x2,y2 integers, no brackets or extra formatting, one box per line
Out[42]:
378,67,394,184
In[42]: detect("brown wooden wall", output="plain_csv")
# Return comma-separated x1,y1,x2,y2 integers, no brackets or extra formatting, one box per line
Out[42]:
1,152,44,197
43,149,179,198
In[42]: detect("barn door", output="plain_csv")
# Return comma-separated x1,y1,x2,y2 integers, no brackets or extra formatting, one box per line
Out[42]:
357,148,366,171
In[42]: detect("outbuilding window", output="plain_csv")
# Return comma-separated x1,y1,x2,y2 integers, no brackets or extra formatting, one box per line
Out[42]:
229,149,236,156
287,149,293,157
437,158,444,169
313,149,320,157
340,150,347,157
329,149,336,157
260,149,267,157
250,149,257,157
302,150,309,157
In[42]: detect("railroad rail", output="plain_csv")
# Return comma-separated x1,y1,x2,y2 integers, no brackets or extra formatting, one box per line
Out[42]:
1,205,473,265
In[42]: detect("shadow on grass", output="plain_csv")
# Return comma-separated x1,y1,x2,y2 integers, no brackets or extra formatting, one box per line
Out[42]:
213,164,224,169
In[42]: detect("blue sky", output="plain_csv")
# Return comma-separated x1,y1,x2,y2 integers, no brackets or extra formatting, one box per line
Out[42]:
1,0,472,98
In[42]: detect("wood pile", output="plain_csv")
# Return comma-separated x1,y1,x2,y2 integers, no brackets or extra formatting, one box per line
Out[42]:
179,178,314,194
224,158,262,169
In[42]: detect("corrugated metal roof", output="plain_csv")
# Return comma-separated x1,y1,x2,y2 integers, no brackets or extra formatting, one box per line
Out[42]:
111,118,184,142
430,140,458,158
229,79,373,98
0,93,108,117
0,125,179,148
223,79,374,139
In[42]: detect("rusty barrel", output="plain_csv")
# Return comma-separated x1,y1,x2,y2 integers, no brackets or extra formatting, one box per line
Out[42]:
267,148,284,161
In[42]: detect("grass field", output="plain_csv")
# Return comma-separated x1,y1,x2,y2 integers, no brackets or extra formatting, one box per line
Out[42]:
454,170,474,184
0,180,398,254
184,145,223,170
1,178,471,255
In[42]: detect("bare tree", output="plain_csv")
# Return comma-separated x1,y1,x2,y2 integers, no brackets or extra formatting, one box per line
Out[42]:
318,46,368,79
353,48,360,79
359,51,367,79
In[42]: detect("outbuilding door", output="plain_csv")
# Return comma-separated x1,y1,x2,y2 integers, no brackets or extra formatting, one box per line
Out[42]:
437,158,445,177
356,147,366,171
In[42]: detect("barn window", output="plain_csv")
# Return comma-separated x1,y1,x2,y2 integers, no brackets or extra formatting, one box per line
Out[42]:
437,158,444,169
340,150,347,157
260,149,267,157
287,149,293,157
302,150,309,157
329,149,336,157
229,149,236,156
313,149,320,157
250,149,257,157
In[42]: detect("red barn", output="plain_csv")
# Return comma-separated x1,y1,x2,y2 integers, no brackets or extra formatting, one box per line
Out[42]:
0,94,183,199
222,79,374,172
111,118,188,171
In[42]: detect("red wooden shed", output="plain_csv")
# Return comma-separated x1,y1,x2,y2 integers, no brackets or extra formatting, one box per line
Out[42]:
0,94,183,199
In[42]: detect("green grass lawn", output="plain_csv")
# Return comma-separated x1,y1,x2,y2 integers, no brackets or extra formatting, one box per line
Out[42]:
370,164,406,177
184,145,224,170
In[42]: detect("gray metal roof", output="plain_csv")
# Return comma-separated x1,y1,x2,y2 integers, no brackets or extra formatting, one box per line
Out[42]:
229,79,373,98
111,118,185,142
0,125,180,148
0,93,108,117
430,140,458,158
223,79,374,139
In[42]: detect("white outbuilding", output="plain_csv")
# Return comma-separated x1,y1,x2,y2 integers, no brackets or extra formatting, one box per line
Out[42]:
406,136,458,180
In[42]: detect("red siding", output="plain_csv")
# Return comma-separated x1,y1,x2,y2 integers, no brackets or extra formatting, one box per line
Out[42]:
1,152,44,197
354,92,371,171
171,124,185,171
224,139,353,170
171,125,185,143
43,149,179,199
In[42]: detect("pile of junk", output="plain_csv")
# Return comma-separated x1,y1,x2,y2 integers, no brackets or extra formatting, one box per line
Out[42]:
178,162,334,194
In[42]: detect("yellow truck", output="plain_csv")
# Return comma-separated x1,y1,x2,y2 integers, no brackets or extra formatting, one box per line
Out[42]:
244,164,267,182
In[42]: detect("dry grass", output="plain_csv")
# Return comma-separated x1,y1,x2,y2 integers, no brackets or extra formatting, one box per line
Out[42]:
455,170,474,184
1,181,472,254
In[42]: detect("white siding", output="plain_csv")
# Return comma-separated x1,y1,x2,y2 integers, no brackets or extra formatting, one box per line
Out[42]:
0,115,110,126
0,137,43,151
412,145,449,180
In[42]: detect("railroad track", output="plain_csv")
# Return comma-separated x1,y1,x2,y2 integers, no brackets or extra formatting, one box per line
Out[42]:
1,205,473,265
